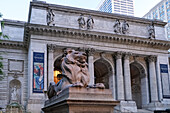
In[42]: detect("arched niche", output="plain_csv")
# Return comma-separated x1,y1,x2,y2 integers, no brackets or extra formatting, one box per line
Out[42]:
9,79,21,104
130,61,148,108
94,58,113,89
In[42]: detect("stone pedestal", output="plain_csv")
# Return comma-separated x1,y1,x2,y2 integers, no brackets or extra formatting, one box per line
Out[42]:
42,87,119,113
114,101,137,112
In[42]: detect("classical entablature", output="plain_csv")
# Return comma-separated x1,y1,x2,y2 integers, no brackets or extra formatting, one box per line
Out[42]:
24,24,170,51
0,40,25,49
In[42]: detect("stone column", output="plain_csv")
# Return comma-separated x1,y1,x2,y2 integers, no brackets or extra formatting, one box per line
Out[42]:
148,56,159,102
88,48,95,85
47,44,54,86
115,52,124,100
123,53,132,101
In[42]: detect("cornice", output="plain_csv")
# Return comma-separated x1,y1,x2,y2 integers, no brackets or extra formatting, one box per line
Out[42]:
3,19,25,27
24,24,170,50
0,40,25,49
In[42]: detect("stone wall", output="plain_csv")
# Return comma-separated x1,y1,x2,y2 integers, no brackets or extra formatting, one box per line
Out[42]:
0,47,28,109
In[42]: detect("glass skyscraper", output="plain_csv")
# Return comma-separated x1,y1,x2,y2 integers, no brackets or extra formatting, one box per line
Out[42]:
143,0,170,40
98,0,134,16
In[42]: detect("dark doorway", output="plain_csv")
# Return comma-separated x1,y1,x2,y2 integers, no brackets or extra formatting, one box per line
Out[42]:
94,59,112,89
130,63,142,109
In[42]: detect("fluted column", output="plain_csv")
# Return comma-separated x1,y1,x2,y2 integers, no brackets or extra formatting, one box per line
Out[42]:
148,56,159,102
47,45,54,85
115,52,124,100
88,48,95,85
123,53,132,101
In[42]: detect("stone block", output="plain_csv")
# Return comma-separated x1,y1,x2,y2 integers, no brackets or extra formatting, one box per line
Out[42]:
42,87,119,113
114,101,137,112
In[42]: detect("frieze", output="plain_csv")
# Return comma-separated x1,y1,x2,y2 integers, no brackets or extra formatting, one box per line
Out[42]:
24,24,170,50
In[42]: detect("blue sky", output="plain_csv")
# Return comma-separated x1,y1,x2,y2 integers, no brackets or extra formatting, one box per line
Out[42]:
0,0,161,22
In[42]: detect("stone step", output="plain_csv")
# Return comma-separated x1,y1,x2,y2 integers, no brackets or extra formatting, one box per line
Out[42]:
137,109,153,113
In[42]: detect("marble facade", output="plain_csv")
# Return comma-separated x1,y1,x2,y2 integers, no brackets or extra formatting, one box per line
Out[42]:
0,1,170,113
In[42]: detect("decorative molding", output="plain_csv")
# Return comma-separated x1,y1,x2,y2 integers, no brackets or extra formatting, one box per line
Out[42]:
8,73,24,78
0,41,25,49
24,24,170,50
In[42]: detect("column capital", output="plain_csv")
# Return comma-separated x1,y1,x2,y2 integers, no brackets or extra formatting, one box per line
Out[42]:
47,44,54,53
124,52,132,60
147,55,157,62
77,47,95,56
88,48,95,56
115,51,123,59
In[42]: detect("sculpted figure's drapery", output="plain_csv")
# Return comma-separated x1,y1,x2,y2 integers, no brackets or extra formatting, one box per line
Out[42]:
46,8,55,26
113,19,121,33
77,14,86,28
148,22,155,39
9,80,21,104
87,15,94,29
122,20,129,34
113,19,129,34
11,86,18,101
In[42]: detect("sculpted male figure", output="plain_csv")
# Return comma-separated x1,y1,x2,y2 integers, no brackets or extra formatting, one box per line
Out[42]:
113,19,121,33
87,15,94,29
122,20,129,34
77,14,86,28
148,22,155,39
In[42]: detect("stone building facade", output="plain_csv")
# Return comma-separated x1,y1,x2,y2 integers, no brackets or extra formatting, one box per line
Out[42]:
0,1,170,113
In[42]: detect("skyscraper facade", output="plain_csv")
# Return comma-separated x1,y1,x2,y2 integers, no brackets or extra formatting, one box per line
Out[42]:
143,0,170,40
98,0,134,16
